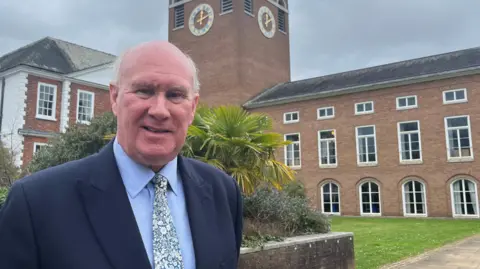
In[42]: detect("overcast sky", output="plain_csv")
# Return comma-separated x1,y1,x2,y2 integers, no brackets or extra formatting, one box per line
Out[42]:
1,0,480,81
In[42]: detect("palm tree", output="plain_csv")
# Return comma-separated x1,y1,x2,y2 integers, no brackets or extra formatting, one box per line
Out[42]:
181,105,295,195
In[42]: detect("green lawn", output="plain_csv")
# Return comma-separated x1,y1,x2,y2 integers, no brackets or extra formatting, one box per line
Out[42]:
330,216,480,269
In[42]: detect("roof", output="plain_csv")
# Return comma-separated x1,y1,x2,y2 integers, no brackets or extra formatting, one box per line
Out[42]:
0,37,116,74
244,45,480,108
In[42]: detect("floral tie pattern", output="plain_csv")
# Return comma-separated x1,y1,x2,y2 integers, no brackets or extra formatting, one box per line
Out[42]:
152,173,184,269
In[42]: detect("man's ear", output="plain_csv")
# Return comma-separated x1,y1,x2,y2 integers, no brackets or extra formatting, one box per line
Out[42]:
109,83,119,116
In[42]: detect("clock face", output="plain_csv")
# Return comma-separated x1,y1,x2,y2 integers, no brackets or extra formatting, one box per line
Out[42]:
189,3,215,36
257,6,276,38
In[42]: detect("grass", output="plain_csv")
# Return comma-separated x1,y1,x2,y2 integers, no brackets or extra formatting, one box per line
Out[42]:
330,216,480,269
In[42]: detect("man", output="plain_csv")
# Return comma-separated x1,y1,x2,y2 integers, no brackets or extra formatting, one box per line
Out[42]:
0,41,243,269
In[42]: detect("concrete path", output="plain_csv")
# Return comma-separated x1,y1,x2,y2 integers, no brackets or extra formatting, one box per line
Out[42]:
381,235,480,269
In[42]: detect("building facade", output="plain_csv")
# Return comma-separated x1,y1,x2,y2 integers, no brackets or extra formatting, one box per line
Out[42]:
0,37,114,168
169,0,480,218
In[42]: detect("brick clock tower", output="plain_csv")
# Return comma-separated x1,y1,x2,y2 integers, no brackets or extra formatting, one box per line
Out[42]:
168,0,291,106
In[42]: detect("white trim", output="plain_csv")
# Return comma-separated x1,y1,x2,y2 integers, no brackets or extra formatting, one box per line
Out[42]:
0,65,109,90
66,62,114,77
318,129,338,168
354,101,374,115
355,125,378,166
169,0,192,8
397,120,423,164
283,111,299,124
443,88,467,105
284,132,301,169
33,142,48,154
444,115,474,162
401,179,428,217
267,0,289,12
359,180,382,216
76,89,95,125
36,82,57,121
450,178,479,218
396,95,418,110
317,106,335,120
320,181,341,216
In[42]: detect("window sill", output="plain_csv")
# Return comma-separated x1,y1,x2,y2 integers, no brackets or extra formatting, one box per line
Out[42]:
400,160,423,165
319,164,337,169
357,162,378,167
447,157,474,163
35,116,56,122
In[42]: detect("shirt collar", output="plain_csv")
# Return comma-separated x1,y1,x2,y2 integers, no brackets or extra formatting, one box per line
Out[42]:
113,137,180,198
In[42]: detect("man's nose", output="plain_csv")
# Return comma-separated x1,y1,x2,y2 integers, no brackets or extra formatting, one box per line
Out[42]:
148,94,170,118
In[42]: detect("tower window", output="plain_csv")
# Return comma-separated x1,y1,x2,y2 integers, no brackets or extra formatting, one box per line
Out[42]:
244,0,253,14
278,9,286,32
221,0,233,13
174,4,184,28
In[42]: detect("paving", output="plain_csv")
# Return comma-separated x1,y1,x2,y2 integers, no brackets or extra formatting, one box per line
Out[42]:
381,235,480,269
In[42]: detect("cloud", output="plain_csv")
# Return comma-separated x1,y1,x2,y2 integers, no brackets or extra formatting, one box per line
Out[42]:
1,0,480,82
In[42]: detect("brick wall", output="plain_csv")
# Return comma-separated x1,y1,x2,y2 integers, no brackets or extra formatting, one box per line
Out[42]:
239,232,355,269
168,0,291,107
24,75,63,133
248,74,480,218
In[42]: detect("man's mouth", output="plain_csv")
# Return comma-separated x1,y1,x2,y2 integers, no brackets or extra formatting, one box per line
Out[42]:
143,126,171,133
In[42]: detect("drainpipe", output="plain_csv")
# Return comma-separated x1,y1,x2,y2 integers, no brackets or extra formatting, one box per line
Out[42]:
0,77,5,133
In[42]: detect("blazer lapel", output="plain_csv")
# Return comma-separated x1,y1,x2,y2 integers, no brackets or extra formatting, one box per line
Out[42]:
77,141,151,269
178,156,214,269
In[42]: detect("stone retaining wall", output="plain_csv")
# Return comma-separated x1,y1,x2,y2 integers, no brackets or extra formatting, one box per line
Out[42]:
239,232,355,269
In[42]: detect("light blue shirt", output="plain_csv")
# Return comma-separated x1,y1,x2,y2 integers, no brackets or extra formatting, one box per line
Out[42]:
113,138,195,269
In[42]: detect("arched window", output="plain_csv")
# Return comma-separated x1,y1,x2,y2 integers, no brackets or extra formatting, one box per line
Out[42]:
321,182,340,215
402,180,427,216
451,178,479,217
359,181,381,215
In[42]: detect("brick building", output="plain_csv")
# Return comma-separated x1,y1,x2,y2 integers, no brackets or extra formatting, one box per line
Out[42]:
0,0,477,218
0,37,115,168
169,0,479,218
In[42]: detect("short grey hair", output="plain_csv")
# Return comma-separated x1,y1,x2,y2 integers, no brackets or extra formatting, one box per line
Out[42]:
111,48,201,93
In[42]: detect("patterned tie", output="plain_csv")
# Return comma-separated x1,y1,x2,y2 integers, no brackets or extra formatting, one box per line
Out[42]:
151,173,184,269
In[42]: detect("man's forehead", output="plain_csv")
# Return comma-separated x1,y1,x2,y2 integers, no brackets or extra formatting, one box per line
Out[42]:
118,41,193,83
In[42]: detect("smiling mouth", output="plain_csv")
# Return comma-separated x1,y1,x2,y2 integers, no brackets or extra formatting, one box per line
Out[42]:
143,126,172,133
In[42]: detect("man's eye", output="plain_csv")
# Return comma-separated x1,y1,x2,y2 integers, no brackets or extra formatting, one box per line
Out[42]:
136,89,154,97
167,91,187,99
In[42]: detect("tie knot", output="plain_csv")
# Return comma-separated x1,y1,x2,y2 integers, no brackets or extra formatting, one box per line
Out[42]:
152,173,168,190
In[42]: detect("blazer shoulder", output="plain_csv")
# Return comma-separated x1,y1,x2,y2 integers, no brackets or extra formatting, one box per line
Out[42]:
14,153,98,194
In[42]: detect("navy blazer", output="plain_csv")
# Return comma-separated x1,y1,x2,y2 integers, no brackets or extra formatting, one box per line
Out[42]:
0,140,243,269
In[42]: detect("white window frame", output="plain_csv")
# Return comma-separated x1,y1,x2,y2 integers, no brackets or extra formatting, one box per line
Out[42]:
33,142,48,154
402,179,428,217
444,115,473,162
397,120,423,164
76,90,95,124
443,88,467,105
36,82,57,121
354,101,374,115
396,95,418,110
359,181,382,216
284,133,301,169
317,106,335,120
355,125,377,166
320,181,341,215
318,129,337,168
283,111,299,124
450,178,479,218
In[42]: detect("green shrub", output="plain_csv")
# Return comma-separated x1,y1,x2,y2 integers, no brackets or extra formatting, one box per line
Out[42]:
25,112,117,174
0,187,8,209
243,186,331,246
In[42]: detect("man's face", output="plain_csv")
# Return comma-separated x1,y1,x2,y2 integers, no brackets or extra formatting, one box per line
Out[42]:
109,43,199,170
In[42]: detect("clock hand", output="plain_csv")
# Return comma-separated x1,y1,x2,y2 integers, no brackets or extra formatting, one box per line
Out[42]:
197,10,208,25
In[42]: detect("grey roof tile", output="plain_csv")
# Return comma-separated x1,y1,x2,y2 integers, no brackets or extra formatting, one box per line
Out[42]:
0,37,116,74
245,46,480,107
